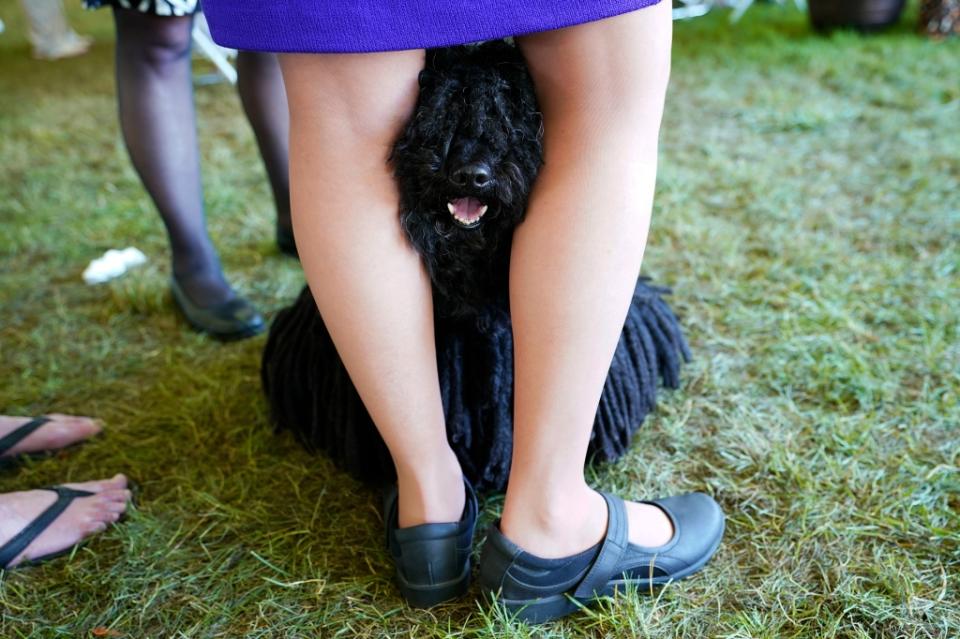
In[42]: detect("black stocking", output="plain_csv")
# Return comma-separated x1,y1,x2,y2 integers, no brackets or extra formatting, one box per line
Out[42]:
236,51,291,235
112,8,233,306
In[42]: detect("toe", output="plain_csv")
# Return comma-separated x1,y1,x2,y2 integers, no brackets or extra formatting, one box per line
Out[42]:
95,509,123,524
47,414,103,441
72,416,103,439
85,519,109,535
99,491,131,510
113,488,132,501
63,474,128,494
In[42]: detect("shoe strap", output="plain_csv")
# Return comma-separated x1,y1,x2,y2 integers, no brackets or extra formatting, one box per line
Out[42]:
573,492,630,599
0,486,94,569
0,416,51,458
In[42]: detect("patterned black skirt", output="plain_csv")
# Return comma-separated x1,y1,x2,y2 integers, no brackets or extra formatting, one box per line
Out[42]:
83,0,200,17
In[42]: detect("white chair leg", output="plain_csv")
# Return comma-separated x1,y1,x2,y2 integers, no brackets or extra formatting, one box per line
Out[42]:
730,0,755,22
673,0,714,20
191,13,237,85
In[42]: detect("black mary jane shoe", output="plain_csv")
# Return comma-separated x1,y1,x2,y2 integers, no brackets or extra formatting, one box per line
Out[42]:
170,277,265,341
276,223,298,259
384,477,478,608
480,492,725,624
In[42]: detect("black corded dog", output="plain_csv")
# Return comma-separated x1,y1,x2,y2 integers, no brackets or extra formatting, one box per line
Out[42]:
262,42,690,492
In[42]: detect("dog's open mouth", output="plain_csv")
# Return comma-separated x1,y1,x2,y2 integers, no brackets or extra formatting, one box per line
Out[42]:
447,197,488,228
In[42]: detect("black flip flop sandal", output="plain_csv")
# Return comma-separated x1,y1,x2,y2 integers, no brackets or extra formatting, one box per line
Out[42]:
0,416,104,469
0,416,53,468
480,491,725,624
0,486,97,569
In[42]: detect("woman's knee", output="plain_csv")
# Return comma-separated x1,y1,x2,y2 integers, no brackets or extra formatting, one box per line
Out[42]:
279,51,424,147
113,10,193,67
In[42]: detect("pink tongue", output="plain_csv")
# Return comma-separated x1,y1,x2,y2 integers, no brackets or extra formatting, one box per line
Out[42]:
450,197,485,222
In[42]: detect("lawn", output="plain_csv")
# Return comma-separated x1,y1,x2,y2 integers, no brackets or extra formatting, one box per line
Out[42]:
1,2,958,637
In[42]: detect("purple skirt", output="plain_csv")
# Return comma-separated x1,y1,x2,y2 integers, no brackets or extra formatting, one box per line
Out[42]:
202,0,663,53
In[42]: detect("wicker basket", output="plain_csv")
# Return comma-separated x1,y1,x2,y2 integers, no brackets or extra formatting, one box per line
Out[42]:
808,0,906,32
919,0,960,36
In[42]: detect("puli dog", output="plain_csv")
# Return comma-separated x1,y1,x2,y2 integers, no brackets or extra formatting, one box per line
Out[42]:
262,42,690,493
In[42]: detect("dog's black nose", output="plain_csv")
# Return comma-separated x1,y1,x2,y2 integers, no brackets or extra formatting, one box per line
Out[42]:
450,163,493,190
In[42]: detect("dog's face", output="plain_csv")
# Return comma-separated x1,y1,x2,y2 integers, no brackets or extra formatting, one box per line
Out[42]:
391,42,543,316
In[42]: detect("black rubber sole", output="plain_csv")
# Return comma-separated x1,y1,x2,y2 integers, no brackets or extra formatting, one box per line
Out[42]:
4,543,81,571
200,322,266,343
0,449,59,471
176,311,265,342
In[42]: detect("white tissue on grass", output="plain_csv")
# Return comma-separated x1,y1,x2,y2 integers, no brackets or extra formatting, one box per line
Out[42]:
82,248,148,285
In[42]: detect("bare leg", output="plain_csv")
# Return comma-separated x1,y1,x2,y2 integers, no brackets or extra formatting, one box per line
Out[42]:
501,2,676,558
18,0,91,60
279,52,464,528
236,51,291,234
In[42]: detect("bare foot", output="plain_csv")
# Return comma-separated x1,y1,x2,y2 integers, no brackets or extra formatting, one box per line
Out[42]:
500,485,675,559
0,474,130,568
0,414,103,458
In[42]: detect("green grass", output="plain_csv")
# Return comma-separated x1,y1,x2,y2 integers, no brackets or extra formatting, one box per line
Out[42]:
1,2,958,637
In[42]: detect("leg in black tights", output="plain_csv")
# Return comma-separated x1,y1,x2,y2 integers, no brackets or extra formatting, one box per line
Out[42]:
236,51,291,237
113,10,293,308
112,8,234,306
113,10,292,307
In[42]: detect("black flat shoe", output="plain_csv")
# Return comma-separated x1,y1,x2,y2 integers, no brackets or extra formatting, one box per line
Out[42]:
276,223,298,259
480,492,725,624
170,277,265,341
384,477,478,608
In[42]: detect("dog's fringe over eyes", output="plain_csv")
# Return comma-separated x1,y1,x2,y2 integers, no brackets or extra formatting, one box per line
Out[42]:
391,41,545,319
262,41,691,492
